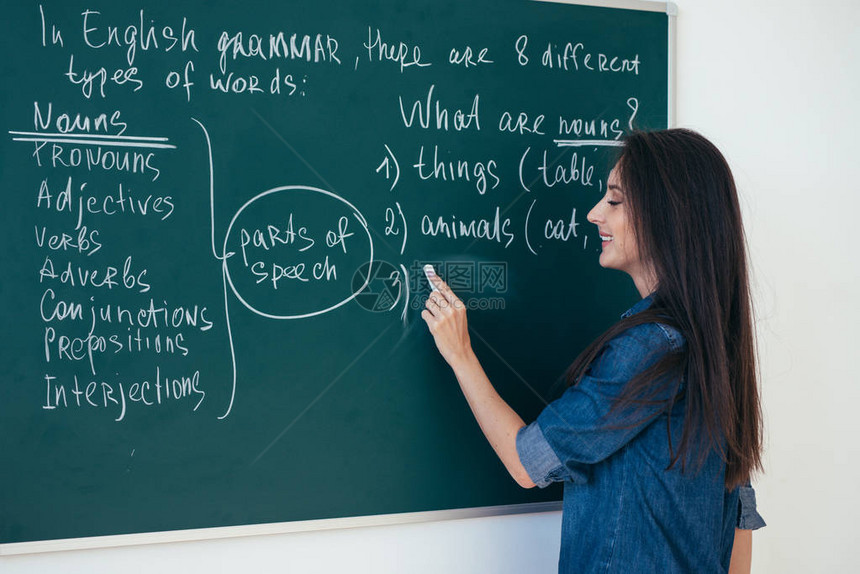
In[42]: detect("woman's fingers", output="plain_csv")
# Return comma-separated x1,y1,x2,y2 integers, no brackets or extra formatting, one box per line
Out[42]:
438,283,458,305
426,268,460,306
439,282,458,305
425,292,450,316
425,295,438,316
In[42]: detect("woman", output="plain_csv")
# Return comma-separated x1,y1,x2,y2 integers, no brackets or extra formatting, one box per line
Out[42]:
421,129,765,573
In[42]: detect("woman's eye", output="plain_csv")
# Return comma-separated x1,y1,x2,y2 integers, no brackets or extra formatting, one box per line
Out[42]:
607,200,621,206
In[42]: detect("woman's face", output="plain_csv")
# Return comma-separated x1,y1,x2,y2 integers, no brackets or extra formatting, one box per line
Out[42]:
586,166,656,297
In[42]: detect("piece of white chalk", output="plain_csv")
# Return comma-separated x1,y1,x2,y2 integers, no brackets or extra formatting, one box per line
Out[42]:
423,264,439,292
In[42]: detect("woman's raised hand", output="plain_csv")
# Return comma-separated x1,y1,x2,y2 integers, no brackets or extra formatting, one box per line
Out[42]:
421,267,473,367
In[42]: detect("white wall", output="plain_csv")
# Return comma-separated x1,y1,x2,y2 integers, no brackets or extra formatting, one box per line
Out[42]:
682,1,860,572
4,0,858,571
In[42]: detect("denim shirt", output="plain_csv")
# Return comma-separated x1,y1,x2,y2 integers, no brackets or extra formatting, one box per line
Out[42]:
516,295,765,573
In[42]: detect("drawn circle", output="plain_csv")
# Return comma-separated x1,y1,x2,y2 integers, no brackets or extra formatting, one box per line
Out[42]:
351,260,401,312
222,185,373,319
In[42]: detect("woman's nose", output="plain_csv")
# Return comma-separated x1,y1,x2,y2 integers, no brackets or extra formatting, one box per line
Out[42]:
586,202,601,224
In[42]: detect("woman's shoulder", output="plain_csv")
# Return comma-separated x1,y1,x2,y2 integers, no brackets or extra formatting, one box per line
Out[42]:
605,321,685,357
651,321,686,353
617,295,687,353
589,321,685,380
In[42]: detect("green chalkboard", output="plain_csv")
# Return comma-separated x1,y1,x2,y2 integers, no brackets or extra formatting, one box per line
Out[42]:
0,0,670,549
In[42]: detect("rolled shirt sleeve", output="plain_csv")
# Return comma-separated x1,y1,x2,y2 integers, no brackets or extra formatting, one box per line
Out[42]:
516,322,684,487
516,420,568,488
737,484,766,530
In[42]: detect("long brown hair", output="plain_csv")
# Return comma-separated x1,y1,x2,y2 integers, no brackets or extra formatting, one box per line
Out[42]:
565,129,763,489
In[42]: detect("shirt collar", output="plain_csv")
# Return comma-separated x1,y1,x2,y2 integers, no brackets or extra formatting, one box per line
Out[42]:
621,293,656,319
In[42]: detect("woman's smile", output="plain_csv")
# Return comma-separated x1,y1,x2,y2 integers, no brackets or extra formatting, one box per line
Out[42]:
599,232,614,247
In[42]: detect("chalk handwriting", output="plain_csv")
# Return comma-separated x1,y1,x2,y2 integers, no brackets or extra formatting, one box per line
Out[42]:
364,27,431,73
217,30,340,74
80,9,198,66
399,85,480,131
9,3,664,427
541,42,640,74
42,367,205,422
413,145,499,194
420,206,515,248
448,45,493,68
38,256,150,293
64,54,143,98
34,101,127,136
